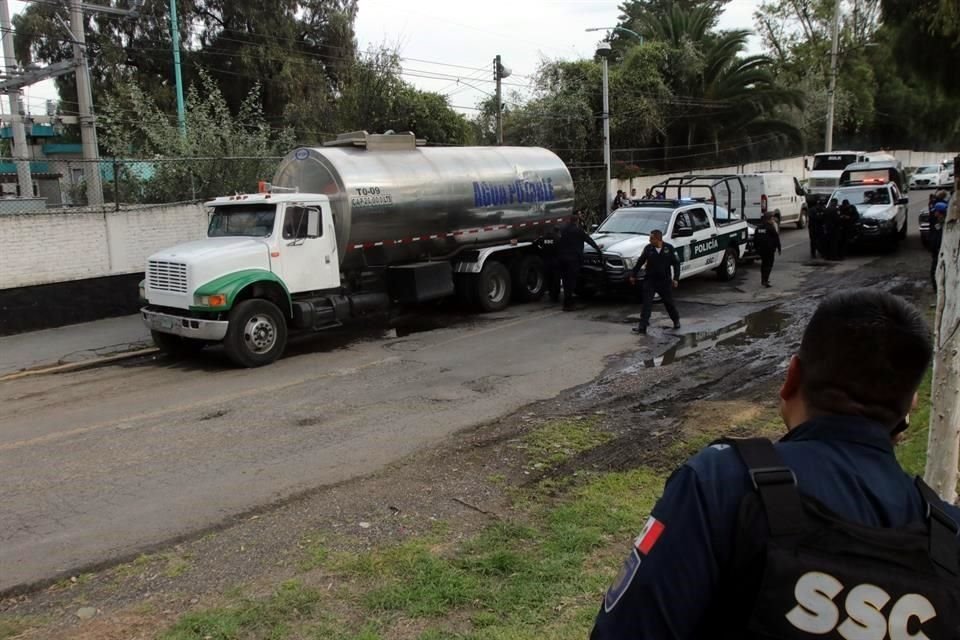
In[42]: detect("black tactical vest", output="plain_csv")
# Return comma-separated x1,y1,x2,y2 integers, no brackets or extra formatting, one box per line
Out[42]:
700,437,960,640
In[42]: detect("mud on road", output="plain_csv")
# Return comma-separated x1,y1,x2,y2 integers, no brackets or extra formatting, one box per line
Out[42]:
0,244,935,639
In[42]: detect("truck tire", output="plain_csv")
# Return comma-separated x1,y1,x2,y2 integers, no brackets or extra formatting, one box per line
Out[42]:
223,299,288,368
797,208,808,229
151,331,206,358
716,248,738,281
511,255,546,302
476,261,512,312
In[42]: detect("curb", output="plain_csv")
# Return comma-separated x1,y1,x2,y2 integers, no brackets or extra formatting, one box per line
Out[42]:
0,347,159,383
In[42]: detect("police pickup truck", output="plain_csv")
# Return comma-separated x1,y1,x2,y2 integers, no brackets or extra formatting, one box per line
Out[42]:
581,194,750,294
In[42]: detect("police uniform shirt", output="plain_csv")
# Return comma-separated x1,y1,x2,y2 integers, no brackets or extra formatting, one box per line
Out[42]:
591,416,960,639
633,243,680,281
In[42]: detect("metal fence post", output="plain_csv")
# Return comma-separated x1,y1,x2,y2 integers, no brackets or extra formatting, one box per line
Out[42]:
113,158,120,212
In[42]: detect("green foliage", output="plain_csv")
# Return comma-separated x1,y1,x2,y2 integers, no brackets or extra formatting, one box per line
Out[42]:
898,368,932,477
99,70,294,202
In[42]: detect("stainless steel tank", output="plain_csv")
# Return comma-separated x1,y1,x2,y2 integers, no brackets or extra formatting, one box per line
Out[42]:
271,131,575,271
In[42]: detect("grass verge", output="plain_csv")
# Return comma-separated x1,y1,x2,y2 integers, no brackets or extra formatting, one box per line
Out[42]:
897,367,932,477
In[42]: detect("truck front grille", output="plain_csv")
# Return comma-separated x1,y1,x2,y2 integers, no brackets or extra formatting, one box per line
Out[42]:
147,260,188,294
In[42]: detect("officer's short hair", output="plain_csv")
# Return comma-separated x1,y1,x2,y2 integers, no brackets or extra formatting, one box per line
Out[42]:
798,289,932,429
650,229,663,238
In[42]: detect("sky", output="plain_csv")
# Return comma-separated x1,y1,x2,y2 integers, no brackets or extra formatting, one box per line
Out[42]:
4,0,764,117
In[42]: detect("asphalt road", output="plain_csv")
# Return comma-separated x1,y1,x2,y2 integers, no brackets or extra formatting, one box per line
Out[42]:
0,189,933,593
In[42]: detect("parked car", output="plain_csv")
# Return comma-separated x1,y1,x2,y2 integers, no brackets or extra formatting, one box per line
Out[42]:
910,164,952,190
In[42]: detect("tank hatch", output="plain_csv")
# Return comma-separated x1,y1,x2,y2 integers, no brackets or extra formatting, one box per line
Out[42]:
323,130,426,150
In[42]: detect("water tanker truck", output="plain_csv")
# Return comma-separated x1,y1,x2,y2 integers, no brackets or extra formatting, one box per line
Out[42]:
140,131,575,367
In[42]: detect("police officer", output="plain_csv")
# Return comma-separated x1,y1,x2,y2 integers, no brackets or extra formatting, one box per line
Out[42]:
929,200,947,292
837,198,859,259
754,211,782,288
557,211,602,311
591,289,960,639
535,225,561,303
806,201,821,259
822,198,841,260
628,229,681,334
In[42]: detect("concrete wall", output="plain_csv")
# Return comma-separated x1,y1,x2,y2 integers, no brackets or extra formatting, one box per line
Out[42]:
0,202,207,290
612,149,959,195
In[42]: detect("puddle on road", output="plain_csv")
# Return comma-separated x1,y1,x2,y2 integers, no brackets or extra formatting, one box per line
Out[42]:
642,307,789,368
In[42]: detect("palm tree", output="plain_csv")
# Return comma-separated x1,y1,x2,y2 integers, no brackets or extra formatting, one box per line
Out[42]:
638,5,804,167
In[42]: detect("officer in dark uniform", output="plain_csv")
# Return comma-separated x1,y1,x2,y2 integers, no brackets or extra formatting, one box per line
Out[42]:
929,200,947,292
535,225,561,302
591,289,960,640
628,229,681,334
838,198,859,259
754,211,782,288
556,211,602,311
806,201,820,259
821,198,841,260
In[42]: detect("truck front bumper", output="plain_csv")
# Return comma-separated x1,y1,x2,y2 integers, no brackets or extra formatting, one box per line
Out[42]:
141,307,229,341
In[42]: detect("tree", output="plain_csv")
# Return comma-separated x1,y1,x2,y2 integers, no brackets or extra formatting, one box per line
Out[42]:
98,70,295,203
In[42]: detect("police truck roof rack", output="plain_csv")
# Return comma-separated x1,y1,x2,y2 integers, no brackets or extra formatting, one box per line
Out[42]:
650,174,748,222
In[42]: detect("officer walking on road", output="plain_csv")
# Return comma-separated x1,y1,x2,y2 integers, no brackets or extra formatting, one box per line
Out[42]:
534,225,561,303
822,198,841,260
838,198,859,260
557,211,602,311
806,201,821,259
628,229,681,334
755,211,782,288
591,289,960,640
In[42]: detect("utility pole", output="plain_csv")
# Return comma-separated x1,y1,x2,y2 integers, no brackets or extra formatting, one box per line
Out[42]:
70,0,103,206
597,41,612,218
0,0,33,197
169,0,186,137
493,55,510,145
824,0,842,152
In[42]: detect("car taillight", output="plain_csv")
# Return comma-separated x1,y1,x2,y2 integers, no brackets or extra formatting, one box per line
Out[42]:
760,194,768,213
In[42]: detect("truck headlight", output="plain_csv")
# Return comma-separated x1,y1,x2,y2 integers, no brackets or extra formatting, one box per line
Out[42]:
622,257,636,270
194,294,228,307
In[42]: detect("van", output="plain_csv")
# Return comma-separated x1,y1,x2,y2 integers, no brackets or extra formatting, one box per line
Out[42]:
739,172,808,228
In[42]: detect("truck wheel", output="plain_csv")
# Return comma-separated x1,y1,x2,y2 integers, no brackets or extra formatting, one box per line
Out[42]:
151,331,206,358
476,261,512,312
716,248,738,281
797,208,808,229
511,255,545,302
223,299,288,368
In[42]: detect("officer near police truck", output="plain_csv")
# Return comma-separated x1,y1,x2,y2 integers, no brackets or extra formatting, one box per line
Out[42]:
591,288,960,639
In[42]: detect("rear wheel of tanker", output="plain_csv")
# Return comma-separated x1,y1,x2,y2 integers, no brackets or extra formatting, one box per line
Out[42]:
151,331,206,358
223,299,288,368
511,255,546,302
476,261,512,312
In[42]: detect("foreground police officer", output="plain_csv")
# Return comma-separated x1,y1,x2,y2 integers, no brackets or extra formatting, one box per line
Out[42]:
592,288,960,639
557,211,602,310
535,225,561,303
754,211,782,288
628,229,681,334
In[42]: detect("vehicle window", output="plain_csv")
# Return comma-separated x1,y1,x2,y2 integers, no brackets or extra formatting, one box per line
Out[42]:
713,205,732,223
813,154,858,171
208,204,276,238
596,208,672,235
688,208,711,231
891,183,901,200
917,166,937,174
282,206,318,239
674,212,691,232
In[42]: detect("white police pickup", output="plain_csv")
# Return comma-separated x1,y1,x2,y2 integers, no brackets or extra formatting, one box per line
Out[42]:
581,199,750,293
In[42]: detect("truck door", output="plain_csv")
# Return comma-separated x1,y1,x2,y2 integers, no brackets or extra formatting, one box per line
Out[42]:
278,203,341,294
669,211,695,277
687,208,719,273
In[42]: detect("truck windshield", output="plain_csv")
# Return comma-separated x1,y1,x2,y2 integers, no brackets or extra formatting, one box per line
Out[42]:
597,209,672,235
208,204,277,238
813,154,858,171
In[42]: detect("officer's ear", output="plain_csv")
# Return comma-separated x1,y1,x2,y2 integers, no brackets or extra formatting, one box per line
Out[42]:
780,355,803,403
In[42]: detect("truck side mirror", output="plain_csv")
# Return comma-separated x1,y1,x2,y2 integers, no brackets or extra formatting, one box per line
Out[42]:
673,227,694,238
804,158,809,170
590,224,599,232
307,208,321,238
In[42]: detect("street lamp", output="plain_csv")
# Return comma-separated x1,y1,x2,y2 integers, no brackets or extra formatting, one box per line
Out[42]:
596,40,612,218
585,26,644,44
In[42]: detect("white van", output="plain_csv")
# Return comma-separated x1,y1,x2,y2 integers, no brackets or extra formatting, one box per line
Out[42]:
739,172,808,228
